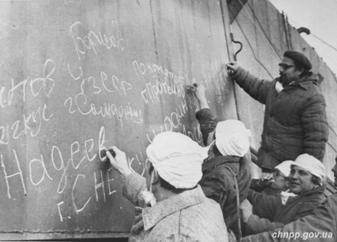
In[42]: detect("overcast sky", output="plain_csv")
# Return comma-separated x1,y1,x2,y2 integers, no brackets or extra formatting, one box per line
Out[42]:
269,0,337,75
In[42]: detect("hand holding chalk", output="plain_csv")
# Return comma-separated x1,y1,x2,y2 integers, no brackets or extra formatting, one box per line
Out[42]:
106,146,132,177
100,149,116,159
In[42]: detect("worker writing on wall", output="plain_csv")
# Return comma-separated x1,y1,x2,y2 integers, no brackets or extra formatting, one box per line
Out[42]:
226,50,328,178
190,83,252,240
106,132,229,242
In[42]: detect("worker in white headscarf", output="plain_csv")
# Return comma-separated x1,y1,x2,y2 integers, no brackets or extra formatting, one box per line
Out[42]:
250,160,293,196
269,160,293,194
106,131,229,242
190,83,252,240
214,120,251,157
146,131,208,190
241,156,337,242
241,153,327,235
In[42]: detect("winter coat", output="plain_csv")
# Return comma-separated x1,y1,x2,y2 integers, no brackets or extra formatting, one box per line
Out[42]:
232,67,328,170
241,193,337,242
123,173,229,242
200,154,241,234
245,187,326,234
196,108,251,237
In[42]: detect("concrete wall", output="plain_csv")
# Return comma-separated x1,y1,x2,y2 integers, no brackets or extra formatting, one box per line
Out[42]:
230,0,337,180
0,1,335,240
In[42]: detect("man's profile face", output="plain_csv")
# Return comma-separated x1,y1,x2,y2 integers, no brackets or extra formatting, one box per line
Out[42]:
289,165,316,194
271,169,289,191
279,57,302,85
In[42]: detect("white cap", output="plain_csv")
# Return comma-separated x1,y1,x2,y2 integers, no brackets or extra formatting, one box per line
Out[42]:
289,154,326,181
215,120,251,157
146,132,208,189
275,160,293,177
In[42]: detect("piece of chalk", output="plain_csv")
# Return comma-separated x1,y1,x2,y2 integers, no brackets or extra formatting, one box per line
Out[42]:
100,149,116,158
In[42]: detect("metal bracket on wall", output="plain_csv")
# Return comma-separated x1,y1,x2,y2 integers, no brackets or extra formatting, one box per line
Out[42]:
230,33,243,61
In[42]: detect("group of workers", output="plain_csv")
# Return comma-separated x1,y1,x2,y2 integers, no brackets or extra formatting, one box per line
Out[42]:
106,50,337,241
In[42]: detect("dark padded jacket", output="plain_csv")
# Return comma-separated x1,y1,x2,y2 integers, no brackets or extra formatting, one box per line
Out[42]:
241,193,337,242
246,187,326,234
232,67,328,170
196,108,251,236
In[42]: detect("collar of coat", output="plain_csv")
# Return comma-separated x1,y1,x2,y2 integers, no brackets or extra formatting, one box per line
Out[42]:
202,155,240,174
289,79,317,90
289,185,326,202
141,185,206,231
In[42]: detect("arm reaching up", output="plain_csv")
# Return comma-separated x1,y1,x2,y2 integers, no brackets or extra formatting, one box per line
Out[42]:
193,84,210,110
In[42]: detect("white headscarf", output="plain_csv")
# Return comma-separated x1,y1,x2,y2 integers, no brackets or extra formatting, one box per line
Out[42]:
275,160,293,177
215,120,251,157
146,131,208,189
289,154,327,181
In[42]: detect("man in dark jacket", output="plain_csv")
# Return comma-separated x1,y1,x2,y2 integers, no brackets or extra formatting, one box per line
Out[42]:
226,51,329,173
240,159,337,242
240,154,327,235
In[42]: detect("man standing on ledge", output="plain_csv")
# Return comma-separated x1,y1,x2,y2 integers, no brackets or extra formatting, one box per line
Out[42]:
226,50,328,175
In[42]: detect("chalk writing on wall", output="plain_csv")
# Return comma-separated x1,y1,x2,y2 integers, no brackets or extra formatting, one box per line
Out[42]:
70,20,125,60
0,12,206,233
64,63,143,125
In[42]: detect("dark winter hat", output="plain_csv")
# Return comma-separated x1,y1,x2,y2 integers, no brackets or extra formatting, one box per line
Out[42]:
283,50,312,71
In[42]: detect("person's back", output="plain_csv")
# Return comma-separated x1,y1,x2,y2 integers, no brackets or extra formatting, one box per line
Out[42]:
191,86,252,239
200,153,241,230
143,186,228,242
106,131,229,242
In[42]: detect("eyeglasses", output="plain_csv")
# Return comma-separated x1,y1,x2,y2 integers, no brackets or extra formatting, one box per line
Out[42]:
279,63,294,70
